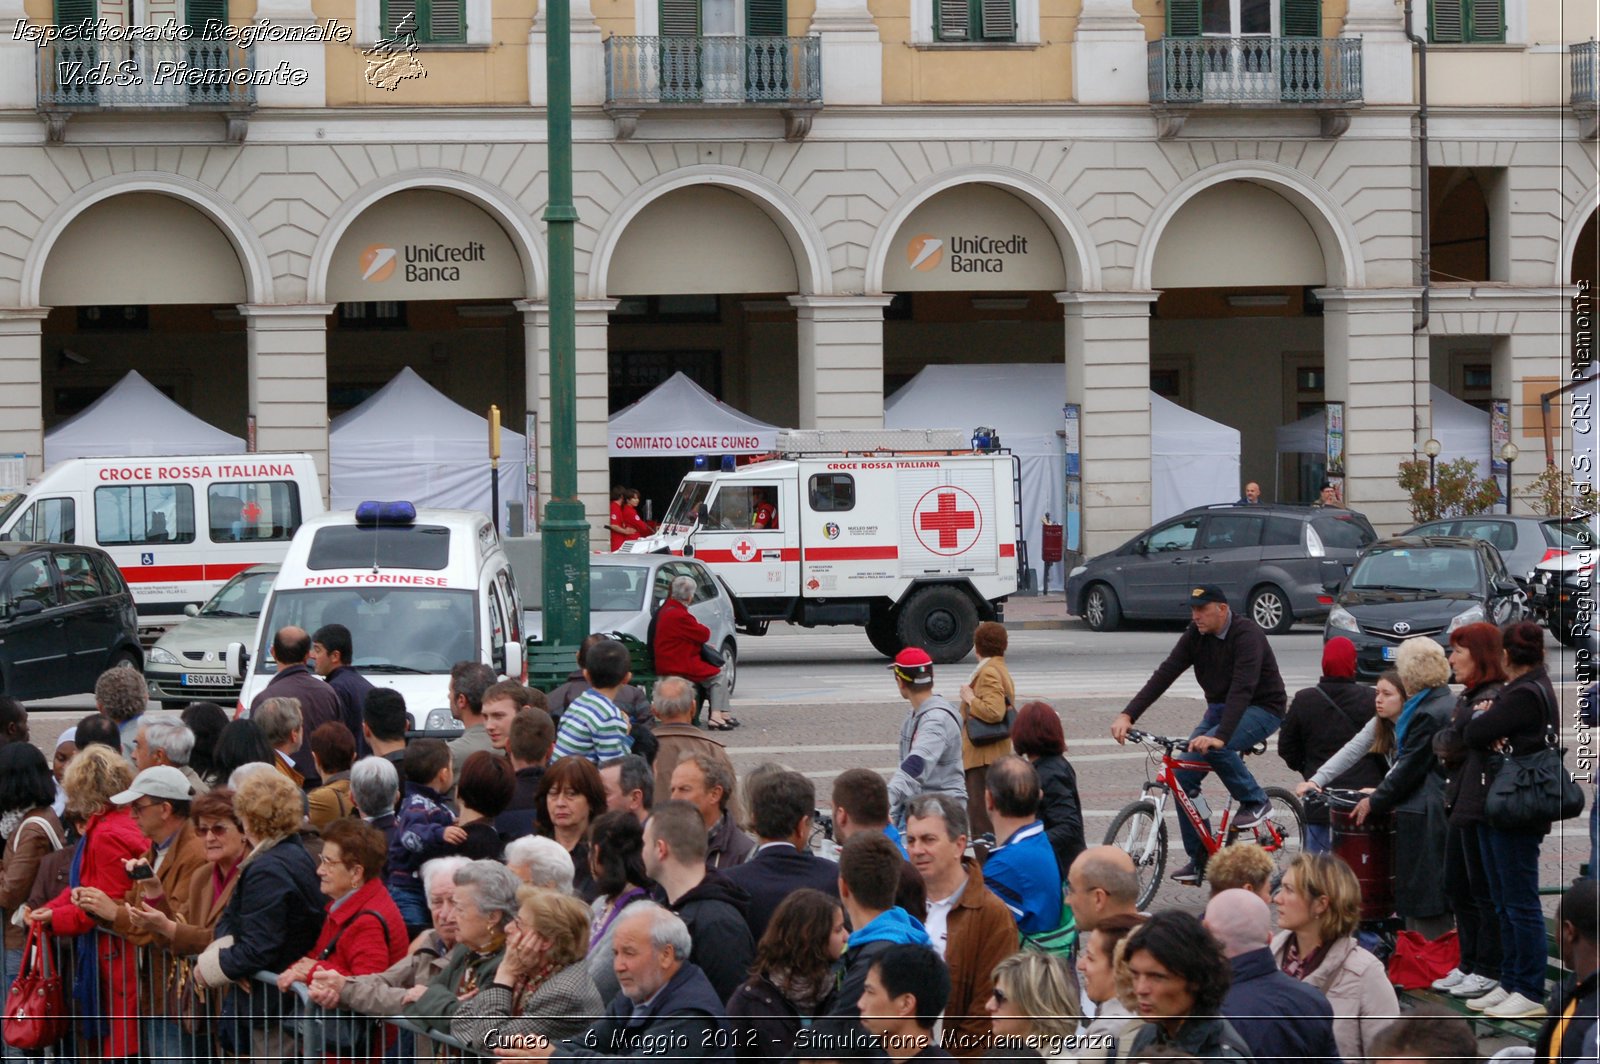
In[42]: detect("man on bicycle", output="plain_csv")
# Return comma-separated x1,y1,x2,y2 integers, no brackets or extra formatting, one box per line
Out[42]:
1110,585,1287,884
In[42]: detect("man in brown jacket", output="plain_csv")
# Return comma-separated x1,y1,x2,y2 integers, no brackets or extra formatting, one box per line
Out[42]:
904,793,1018,1063
650,675,735,793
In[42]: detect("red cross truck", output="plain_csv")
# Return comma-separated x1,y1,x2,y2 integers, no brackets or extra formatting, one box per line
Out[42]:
619,430,1021,663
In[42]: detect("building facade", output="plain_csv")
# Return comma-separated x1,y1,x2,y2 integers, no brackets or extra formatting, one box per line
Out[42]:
0,0,1594,558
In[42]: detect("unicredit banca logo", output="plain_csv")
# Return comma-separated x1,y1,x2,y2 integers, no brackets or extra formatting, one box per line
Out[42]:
906,234,944,272
360,244,398,283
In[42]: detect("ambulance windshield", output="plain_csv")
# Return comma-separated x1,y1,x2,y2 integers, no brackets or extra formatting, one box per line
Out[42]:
255,587,475,674
662,481,712,531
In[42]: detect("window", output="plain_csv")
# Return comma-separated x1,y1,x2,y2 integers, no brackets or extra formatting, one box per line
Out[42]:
382,0,462,45
1166,0,1320,37
208,482,302,543
1542,519,1596,549
90,553,124,596
935,0,1014,42
1429,0,1502,42
1263,516,1302,547
1311,513,1376,551
496,571,522,645
94,485,196,547
307,525,451,571
3,498,75,544
688,563,720,602
704,486,780,531
75,306,149,331
1144,518,1202,553
54,552,102,603
1200,515,1263,550
809,474,855,512
487,583,507,675
2,557,57,614
337,302,407,329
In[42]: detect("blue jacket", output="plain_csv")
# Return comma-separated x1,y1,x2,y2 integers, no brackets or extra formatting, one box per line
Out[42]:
554,961,730,1062
324,665,376,757
982,820,1064,935
387,782,455,887
1220,948,1341,1064
806,907,932,1058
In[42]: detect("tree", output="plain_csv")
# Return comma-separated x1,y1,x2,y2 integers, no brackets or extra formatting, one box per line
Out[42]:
1517,463,1596,518
1397,457,1503,523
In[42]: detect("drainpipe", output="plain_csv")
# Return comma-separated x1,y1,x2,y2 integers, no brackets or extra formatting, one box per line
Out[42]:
1403,0,1430,448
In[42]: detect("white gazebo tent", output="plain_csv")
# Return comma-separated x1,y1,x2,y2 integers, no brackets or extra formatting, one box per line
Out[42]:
44,370,245,466
1428,385,1492,481
328,367,526,522
1151,392,1242,522
607,372,780,456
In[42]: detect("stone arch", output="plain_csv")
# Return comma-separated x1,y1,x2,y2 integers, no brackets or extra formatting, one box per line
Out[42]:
864,167,1101,294
308,170,547,303
1133,161,1365,291
586,165,833,300
1560,185,1598,286
22,172,275,306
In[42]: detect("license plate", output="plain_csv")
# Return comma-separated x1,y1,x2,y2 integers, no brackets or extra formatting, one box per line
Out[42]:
180,673,228,687
1381,646,1397,661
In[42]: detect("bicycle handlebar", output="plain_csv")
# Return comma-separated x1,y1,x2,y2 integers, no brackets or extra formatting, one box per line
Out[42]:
1125,729,1269,757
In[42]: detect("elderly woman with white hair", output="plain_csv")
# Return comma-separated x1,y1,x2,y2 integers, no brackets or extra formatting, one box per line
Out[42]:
403,859,520,1035
505,835,575,893
1299,637,1455,937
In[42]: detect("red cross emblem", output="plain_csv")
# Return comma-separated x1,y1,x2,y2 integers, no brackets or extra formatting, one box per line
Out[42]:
731,538,757,562
241,501,262,522
913,487,982,556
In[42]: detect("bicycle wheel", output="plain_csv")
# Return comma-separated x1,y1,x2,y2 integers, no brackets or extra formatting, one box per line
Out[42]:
1103,800,1167,910
1234,787,1306,871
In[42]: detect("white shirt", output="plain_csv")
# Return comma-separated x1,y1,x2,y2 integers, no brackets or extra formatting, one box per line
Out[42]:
923,877,966,960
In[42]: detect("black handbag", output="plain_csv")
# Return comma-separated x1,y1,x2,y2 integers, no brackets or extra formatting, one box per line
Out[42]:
965,692,1015,745
1483,685,1586,831
700,643,726,668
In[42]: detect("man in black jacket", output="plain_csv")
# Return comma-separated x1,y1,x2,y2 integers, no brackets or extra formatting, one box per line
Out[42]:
1537,880,1598,1064
643,800,755,1003
1111,585,1287,883
249,626,342,788
723,769,840,943
1207,889,1340,1064
1278,635,1384,853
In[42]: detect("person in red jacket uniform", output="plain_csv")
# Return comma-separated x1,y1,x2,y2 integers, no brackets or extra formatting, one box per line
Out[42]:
28,746,150,1060
651,575,737,730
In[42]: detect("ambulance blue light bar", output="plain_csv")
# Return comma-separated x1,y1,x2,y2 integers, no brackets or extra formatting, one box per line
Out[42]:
355,501,417,525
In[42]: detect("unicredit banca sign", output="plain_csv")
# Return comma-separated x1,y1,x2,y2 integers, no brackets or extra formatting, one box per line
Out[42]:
905,232,1031,274
361,241,488,283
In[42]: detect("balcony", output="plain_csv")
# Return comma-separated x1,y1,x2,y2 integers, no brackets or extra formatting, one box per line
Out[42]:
1574,40,1597,139
1147,36,1363,138
37,39,258,143
603,35,821,141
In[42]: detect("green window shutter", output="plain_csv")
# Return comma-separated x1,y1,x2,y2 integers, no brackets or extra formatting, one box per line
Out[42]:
936,0,968,40
185,0,224,31
428,0,463,41
660,0,700,36
1468,0,1503,41
382,0,418,39
54,0,94,28
1430,0,1464,42
1166,0,1201,37
977,0,1013,40
1281,0,1320,37
745,0,784,36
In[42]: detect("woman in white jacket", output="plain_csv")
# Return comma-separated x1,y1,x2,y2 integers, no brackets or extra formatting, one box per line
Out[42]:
1271,852,1398,1061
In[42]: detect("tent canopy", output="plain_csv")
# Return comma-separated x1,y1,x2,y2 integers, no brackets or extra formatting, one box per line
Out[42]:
885,364,1065,589
44,370,245,466
329,367,526,521
1151,392,1241,522
1429,385,1491,480
1275,411,1324,455
608,373,780,456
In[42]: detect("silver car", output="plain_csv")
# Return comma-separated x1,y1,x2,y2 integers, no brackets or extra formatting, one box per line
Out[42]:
146,564,278,707
1405,515,1593,584
525,554,740,693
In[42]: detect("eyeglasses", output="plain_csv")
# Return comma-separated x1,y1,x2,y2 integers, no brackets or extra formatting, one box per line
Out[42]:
318,854,352,868
130,800,162,814
196,823,236,837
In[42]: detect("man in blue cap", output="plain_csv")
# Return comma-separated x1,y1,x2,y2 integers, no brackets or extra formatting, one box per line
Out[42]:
886,648,966,830
1110,585,1287,884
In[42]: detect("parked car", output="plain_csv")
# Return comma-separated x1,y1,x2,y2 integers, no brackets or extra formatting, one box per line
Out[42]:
1324,535,1527,680
1066,504,1377,634
1529,547,1597,647
1402,515,1593,583
525,554,739,692
145,564,278,707
0,543,141,700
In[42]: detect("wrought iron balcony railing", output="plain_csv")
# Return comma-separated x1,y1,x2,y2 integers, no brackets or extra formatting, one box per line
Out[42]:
604,35,821,137
37,38,257,140
1573,40,1597,108
1148,36,1362,107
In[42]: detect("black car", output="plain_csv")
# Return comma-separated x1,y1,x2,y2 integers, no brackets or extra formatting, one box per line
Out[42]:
1323,535,1527,680
0,543,141,700
1066,503,1377,633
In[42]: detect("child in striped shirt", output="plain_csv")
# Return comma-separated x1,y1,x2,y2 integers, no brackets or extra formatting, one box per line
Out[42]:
552,638,634,764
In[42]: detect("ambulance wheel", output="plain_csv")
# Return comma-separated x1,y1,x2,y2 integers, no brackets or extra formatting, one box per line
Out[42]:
866,611,902,658
1083,584,1121,632
896,586,979,664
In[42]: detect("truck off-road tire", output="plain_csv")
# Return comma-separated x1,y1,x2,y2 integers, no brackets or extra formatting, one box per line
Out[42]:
895,586,980,664
865,611,902,658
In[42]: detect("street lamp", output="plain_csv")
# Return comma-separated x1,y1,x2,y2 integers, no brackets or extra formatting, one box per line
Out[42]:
1423,438,1441,493
1501,442,1519,514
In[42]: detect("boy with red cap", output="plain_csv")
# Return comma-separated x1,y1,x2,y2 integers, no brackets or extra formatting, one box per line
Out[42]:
887,648,967,829
1277,635,1383,853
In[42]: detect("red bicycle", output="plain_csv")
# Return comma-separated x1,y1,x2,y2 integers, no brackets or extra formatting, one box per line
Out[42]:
1103,729,1306,909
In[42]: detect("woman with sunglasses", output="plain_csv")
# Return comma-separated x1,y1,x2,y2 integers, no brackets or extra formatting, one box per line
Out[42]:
985,949,1080,1062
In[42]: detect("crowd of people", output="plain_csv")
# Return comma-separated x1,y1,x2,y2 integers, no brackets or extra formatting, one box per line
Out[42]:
0,602,1592,1064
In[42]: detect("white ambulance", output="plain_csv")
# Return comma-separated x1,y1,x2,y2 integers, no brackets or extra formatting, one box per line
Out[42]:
620,430,1020,663
0,454,322,631
229,501,524,736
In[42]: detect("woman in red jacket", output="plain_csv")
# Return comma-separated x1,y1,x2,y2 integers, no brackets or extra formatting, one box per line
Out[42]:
28,744,149,1059
651,575,737,729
